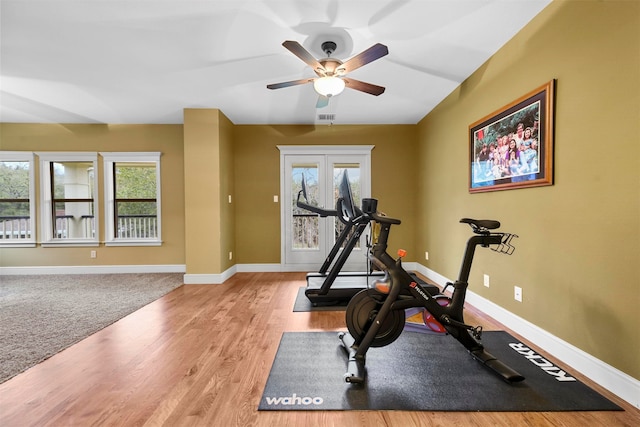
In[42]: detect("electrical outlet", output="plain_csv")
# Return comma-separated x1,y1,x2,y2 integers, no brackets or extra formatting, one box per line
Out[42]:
229,251,233,260
514,286,522,302
425,251,429,260
90,250,97,259
483,274,490,288
228,195,232,203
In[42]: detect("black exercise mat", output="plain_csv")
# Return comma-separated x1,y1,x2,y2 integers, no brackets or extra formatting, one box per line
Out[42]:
259,331,622,411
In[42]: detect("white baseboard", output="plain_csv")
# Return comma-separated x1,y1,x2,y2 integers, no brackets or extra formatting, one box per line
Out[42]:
416,264,640,409
183,265,237,284
0,264,185,275
237,263,303,272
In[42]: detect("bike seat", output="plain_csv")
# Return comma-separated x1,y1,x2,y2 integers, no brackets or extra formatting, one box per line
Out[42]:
460,218,500,230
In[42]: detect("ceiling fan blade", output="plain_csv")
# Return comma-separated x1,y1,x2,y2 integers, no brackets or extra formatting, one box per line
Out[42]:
282,40,325,76
337,43,389,75
343,78,386,96
267,78,314,90
316,96,329,109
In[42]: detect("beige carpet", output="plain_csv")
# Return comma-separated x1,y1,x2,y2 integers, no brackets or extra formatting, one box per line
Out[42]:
0,273,184,383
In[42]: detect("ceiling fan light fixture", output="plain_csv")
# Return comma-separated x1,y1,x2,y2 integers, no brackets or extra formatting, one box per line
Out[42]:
313,76,345,97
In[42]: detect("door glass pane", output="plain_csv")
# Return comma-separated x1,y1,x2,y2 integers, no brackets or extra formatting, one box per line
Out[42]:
292,164,319,250
333,164,361,249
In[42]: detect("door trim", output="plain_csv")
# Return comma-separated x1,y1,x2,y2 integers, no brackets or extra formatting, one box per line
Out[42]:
278,145,374,270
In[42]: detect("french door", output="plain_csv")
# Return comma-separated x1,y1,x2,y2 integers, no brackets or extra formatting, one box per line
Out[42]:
279,146,373,271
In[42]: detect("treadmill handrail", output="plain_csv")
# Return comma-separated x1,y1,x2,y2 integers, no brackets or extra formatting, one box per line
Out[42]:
371,211,401,225
296,189,337,217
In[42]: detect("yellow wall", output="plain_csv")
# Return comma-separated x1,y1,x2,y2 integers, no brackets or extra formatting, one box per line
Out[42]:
219,112,235,271
183,109,235,274
232,124,419,264
416,0,639,379
0,123,185,267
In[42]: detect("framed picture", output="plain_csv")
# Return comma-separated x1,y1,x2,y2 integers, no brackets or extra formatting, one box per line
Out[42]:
469,80,555,193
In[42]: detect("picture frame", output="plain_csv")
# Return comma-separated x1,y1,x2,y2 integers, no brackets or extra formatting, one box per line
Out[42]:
469,80,555,193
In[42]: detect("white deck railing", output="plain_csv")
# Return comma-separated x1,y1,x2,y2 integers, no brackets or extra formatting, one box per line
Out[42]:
0,216,31,240
117,215,157,239
0,215,158,240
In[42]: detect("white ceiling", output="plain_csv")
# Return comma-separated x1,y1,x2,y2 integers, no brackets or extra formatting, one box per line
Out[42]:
0,0,551,125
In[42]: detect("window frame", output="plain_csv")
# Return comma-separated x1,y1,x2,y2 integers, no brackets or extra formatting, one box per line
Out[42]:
0,151,37,247
101,152,162,246
37,152,99,247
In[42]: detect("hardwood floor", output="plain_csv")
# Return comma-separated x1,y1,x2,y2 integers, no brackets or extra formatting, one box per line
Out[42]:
1,272,637,426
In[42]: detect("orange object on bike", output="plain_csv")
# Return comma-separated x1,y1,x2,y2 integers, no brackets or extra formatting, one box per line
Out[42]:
375,281,391,294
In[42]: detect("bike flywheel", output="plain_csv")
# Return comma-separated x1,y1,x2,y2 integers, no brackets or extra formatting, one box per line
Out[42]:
345,289,404,347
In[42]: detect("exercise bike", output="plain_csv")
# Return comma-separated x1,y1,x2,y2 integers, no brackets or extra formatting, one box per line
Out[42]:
298,171,440,305
338,198,525,384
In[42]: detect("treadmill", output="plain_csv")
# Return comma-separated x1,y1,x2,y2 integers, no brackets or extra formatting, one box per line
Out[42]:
297,170,438,305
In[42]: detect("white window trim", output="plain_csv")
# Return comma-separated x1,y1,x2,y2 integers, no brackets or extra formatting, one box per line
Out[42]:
37,152,99,247
100,152,162,247
0,151,36,247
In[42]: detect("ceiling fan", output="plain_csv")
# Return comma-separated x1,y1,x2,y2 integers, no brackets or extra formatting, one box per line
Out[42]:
267,40,389,108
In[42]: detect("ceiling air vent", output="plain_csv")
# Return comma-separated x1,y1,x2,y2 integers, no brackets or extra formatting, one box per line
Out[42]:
318,113,336,121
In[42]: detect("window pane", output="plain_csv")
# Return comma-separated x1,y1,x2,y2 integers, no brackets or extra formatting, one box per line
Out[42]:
0,161,32,240
115,163,156,199
116,201,158,239
54,201,96,239
0,202,31,239
0,201,30,216
0,161,30,198
114,162,158,240
51,161,95,240
52,161,95,200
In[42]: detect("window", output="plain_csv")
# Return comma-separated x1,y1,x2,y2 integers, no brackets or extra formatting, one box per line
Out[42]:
101,152,162,246
38,152,99,246
0,152,36,247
